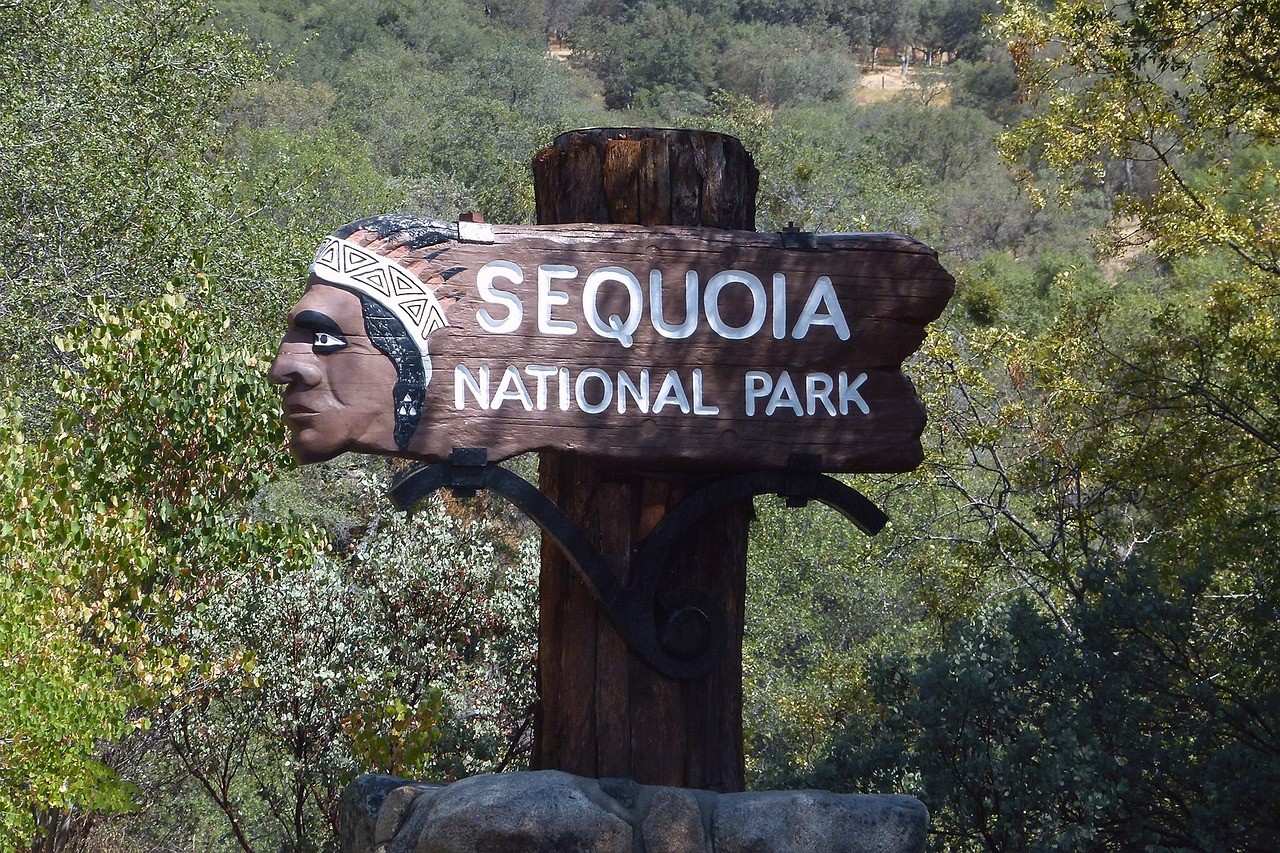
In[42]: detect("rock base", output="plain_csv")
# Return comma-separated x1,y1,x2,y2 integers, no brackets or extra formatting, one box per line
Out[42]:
341,771,927,853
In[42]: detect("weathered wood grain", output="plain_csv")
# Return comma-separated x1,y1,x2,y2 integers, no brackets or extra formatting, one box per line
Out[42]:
521,128,949,793
530,130,755,793
339,221,953,473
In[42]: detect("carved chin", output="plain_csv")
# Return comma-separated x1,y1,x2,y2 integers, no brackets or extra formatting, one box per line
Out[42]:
286,423,349,464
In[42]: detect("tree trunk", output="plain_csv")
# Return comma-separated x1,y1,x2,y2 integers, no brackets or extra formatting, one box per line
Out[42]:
530,128,758,791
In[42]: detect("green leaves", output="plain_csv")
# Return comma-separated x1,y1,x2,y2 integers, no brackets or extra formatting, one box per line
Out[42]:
0,0,273,418
0,286,322,847
997,0,1280,276
824,560,1280,850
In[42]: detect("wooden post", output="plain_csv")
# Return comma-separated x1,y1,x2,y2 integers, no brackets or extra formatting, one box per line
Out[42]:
530,128,759,791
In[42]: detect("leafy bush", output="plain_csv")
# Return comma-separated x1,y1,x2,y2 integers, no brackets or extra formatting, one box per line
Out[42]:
571,3,721,109
705,94,933,232
951,59,1022,124
0,288,319,847
167,484,538,848
814,560,1280,851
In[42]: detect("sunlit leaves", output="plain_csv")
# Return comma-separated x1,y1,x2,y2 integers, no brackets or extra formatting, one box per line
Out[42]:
0,288,320,846
996,0,1280,276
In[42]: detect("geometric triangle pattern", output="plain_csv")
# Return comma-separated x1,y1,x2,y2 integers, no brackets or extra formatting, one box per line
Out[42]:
310,235,453,349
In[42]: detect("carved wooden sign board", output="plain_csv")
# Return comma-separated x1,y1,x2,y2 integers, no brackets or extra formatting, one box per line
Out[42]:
269,215,953,473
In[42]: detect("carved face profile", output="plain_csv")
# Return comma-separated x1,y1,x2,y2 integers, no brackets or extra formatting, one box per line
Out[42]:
270,224,451,463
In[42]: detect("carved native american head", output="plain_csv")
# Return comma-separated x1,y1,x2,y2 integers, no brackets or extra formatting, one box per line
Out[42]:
269,215,462,463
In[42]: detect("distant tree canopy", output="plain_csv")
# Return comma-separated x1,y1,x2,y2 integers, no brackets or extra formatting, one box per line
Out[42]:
565,0,996,108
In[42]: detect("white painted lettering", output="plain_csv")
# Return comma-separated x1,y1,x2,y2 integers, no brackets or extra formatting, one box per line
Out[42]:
744,371,773,417
766,371,804,416
617,369,650,414
792,276,850,340
839,371,870,415
475,260,523,333
537,264,578,335
558,367,571,410
692,368,719,415
704,270,766,339
584,266,642,347
575,368,613,414
524,364,557,410
772,273,787,339
454,364,489,409
492,365,533,410
651,270,698,339
806,372,837,415
652,370,691,414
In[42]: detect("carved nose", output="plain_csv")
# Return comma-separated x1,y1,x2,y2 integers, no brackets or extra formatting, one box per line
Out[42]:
268,347,322,388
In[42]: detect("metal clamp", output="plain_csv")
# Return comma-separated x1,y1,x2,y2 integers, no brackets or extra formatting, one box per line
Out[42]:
780,222,817,250
390,450,887,680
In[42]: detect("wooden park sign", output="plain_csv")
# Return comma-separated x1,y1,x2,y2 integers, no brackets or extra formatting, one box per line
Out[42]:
271,219,950,472
271,128,953,793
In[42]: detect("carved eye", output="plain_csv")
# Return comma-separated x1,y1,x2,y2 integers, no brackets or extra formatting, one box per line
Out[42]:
312,331,347,353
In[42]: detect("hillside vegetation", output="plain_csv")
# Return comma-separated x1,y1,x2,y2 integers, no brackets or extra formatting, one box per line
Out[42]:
1,0,1277,850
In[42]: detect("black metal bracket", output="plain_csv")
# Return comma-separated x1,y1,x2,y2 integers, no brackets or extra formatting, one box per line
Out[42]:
390,449,887,680
780,222,818,250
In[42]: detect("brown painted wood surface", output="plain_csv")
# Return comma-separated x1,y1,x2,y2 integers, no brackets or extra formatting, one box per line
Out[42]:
343,221,952,473
531,129,759,792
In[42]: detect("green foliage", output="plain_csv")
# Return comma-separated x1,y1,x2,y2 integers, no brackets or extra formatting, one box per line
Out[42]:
0,288,320,847
704,94,934,233
956,270,1002,326
914,0,998,60
0,0,400,423
754,8,1280,847
997,0,1280,273
167,485,538,848
571,2,880,110
850,102,1000,185
18,0,1270,851
0,0,262,417
819,559,1280,850
571,3,721,109
744,493,950,784
950,59,1021,124
344,694,447,777
953,250,1109,330
220,0,600,224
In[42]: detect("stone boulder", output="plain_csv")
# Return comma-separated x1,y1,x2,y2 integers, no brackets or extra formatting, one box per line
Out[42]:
342,770,927,853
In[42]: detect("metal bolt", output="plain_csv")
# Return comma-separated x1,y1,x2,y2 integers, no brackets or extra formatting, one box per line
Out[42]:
660,606,712,660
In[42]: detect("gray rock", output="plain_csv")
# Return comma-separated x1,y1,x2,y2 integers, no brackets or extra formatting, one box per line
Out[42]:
410,770,632,853
641,787,710,853
341,771,926,853
340,774,410,853
376,784,442,848
712,790,927,853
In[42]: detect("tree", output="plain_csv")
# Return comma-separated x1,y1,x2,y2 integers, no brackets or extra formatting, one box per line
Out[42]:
0,288,320,849
716,24,858,107
818,558,1280,851
569,3,722,108
704,94,934,233
950,58,1022,124
832,0,920,63
0,0,397,424
0,0,263,419
166,484,538,852
997,0,1280,276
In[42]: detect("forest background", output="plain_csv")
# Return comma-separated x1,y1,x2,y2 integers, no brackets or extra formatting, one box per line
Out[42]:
1,0,1277,850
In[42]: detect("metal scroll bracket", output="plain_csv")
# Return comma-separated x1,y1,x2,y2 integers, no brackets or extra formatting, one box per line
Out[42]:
390,448,888,680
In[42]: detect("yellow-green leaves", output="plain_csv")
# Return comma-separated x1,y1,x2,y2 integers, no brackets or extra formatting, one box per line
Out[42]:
996,0,1280,276
0,287,321,847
